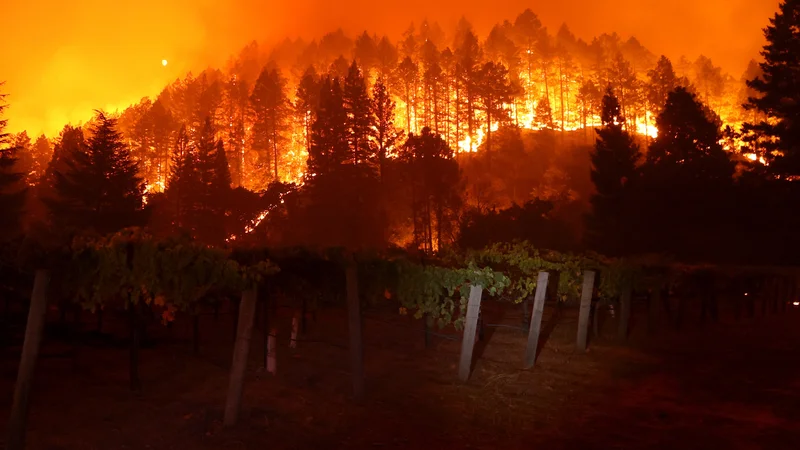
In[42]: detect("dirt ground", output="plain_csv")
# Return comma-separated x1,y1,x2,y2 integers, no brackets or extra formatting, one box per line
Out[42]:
2,297,800,450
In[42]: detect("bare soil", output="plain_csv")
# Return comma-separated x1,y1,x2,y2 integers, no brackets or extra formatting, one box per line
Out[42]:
2,298,799,449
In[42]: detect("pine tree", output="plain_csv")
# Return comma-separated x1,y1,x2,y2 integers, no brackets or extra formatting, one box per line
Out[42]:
31,134,52,183
371,76,403,181
476,61,514,154
354,32,378,73
296,66,320,157
394,56,419,133
166,118,230,245
693,55,725,110
586,88,641,255
0,86,26,237
45,111,145,234
343,60,376,168
11,132,33,185
251,67,289,183
743,0,800,176
307,76,349,177
640,87,735,260
166,125,197,231
455,30,483,151
535,95,555,129
647,87,733,182
647,56,680,115
398,127,460,252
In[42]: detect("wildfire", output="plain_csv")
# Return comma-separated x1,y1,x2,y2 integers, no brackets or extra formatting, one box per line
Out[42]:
226,185,294,242
744,153,767,164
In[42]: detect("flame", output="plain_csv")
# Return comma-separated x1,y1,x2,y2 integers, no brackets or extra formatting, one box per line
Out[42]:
226,184,295,242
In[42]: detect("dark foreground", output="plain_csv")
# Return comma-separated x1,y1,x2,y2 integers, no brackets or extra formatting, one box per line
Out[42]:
2,301,800,449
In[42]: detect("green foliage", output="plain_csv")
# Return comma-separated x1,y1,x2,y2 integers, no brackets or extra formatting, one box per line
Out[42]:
395,258,509,329
466,241,591,303
64,228,278,323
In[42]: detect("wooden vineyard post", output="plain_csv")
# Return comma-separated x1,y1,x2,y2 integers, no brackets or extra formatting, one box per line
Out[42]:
223,287,258,427
345,260,365,401
576,270,595,352
458,284,483,381
6,269,50,450
618,275,633,341
524,272,550,369
290,314,299,349
267,329,277,375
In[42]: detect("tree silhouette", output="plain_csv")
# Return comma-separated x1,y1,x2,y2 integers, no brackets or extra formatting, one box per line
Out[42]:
639,87,735,259
476,61,514,154
646,56,681,115
11,132,33,184
394,56,419,133
398,127,461,252
30,134,52,183
535,95,555,129
354,32,378,73
296,66,320,158
743,0,800,177
455,29,483,152
585,88,640,255
343,61,375,168
371,76,403,181
251,66,290,183
307,76,349,177
166,119,231,245
646,87,733,182
0,87,26,237
45,112,145,235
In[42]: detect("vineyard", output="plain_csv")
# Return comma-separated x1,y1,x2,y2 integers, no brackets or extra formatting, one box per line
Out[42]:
2,231,800,448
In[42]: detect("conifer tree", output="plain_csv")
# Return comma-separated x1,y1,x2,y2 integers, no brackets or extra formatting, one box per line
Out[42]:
307,76,349,177
647,56,680,115
476,61,514,154
343,60,375,168
371,76,403,181
46,111,145,234
296,67,320,156
534,95,555,129
586,88,641,255
166,125,197,231
251,67,289,183
743,0,800,176
647,87,733,182
31,134,52,182
0,86,26,237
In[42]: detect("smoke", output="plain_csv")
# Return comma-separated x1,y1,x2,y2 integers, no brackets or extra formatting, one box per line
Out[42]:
1,0,779,136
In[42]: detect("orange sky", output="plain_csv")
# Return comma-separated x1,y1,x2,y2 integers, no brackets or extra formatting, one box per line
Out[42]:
1,0,781,137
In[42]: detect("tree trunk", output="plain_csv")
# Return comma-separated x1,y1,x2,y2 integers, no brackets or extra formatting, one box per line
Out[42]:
6,270,50,450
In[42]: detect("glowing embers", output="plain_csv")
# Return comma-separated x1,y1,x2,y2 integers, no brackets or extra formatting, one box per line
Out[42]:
226,187,292,242
743,153,767,165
